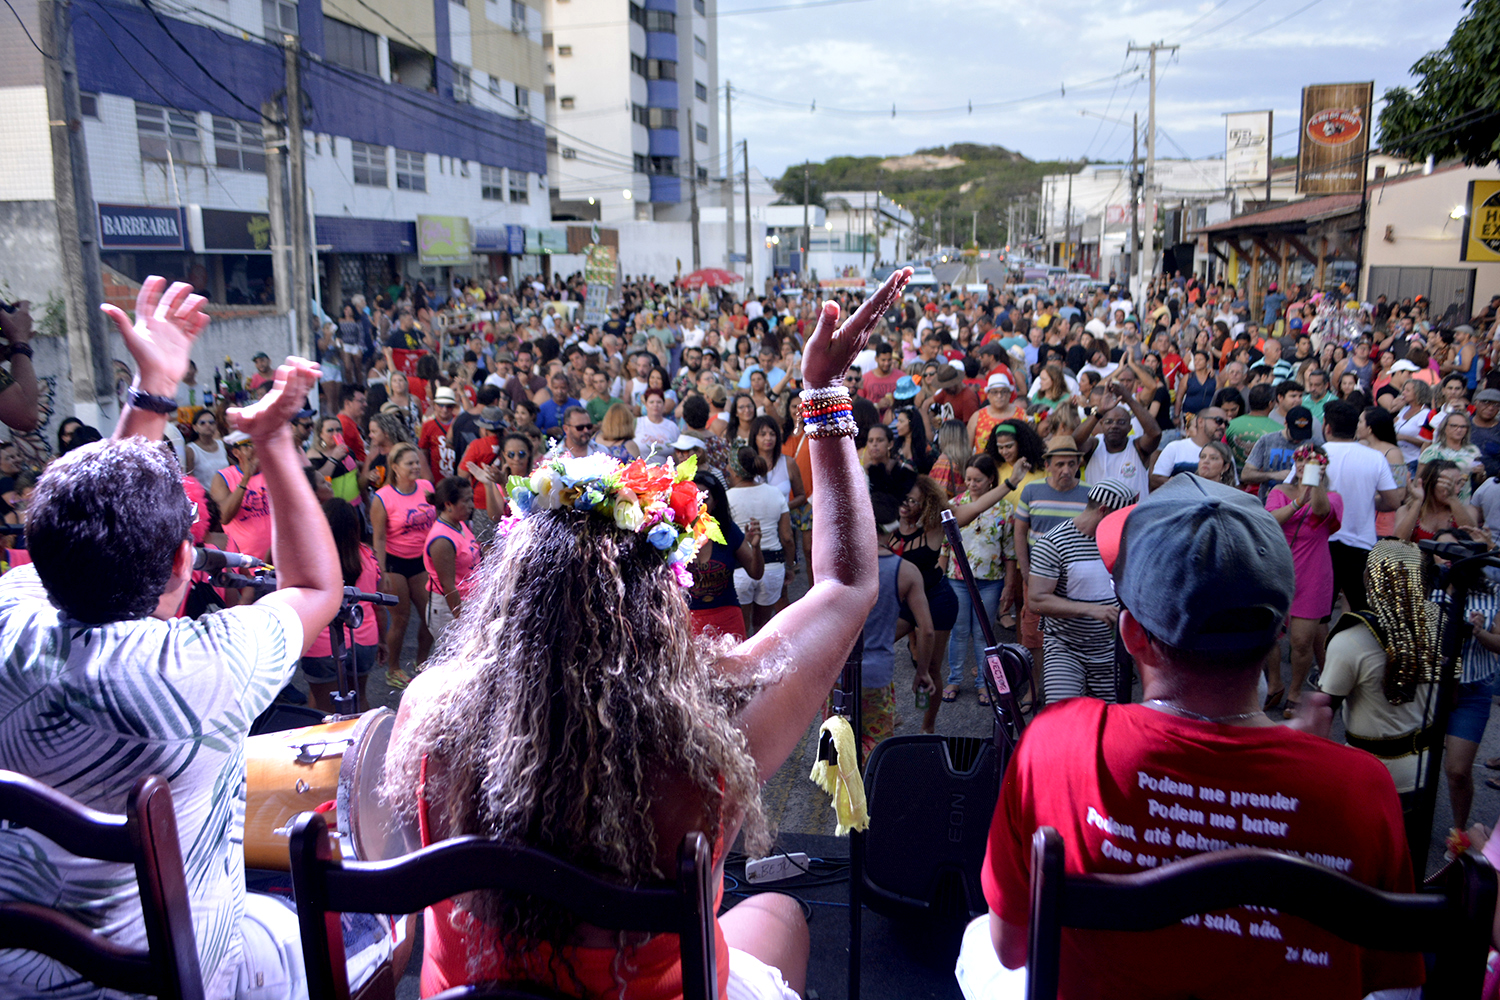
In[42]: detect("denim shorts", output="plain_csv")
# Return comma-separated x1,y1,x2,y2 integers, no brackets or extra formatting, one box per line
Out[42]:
1447,678,1496,744
301,643,377,683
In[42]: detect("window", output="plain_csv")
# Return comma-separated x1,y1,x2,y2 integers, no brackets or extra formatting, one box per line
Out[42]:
453,66,472,103
635,153,649,174
79,92,98,117
394,148,426,191
643,9,674,31
695,122,707,143
559,96,574,109
213,116,265,172
557,44,571,55
516,86,529,115
351,140,387,186
481,164,505,201
488,75,502,98
693,35,705,57
630,53,645,77
634,104,677,128
693,0,704,12
697,165,707,182
509,170,529,203
136,103,201,163
510,0,527,32
649,155,676,175
694,80,707,101
262,0,297,38
323,17,378,76
628,2,645,26
389,40,435,91
632,103,648,126
645,58,675,80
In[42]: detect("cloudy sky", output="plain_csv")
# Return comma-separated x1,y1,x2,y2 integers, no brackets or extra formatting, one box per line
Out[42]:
715,0,1465,181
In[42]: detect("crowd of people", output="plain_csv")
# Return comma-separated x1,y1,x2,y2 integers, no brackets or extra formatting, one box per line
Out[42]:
6,260,1500,1000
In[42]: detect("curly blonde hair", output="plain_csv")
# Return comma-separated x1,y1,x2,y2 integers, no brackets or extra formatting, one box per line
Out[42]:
382,509,771,974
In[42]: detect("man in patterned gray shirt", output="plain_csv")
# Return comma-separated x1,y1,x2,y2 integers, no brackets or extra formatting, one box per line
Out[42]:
0,278,342,1000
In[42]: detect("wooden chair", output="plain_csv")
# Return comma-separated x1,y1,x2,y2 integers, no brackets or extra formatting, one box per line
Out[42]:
1026,825,1495,1000
0,770,203,1000
288,810,716,1000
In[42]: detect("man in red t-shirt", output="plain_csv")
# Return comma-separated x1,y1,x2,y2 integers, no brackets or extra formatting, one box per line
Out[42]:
336,384,367,464
418,387,461,479
961,474,1423,1000
925,363,980,424
859,340,903,422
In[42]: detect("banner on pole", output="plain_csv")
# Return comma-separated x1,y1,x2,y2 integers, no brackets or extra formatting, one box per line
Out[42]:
1296,83,1373,195
1224,111,1272,185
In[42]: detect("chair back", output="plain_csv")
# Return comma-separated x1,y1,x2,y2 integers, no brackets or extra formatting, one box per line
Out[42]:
288,810,716,1000
0,770,203,1000
1026,825,1495,1000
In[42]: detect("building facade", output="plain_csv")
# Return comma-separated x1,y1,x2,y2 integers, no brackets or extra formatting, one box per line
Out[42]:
544,0,718,224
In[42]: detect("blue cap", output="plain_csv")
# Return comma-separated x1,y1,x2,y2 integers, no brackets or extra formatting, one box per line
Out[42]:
1101,474,1292,652
893,375,919,401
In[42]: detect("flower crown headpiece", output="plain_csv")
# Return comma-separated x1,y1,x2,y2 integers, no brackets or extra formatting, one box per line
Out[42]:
505,453,724,587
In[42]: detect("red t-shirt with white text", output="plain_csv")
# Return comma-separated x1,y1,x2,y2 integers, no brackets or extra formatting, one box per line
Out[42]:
983,698,1422,999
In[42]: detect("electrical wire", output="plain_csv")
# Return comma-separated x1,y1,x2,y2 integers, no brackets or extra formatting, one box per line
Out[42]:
402,0,875,39
1178,0,1235,34
5,0,54,58
138,0,265,117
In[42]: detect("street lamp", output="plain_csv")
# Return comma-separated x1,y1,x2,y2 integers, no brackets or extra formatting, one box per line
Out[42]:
622,189,633,200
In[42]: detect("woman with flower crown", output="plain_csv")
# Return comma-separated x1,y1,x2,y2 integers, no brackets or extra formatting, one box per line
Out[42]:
383,267,912,1000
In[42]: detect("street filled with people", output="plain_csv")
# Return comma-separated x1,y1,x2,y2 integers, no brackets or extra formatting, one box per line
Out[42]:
6,264,1500,999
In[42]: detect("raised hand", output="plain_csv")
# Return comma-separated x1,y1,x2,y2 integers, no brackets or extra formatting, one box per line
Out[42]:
801,267,911,388
101,276,209,394
228,357,319,441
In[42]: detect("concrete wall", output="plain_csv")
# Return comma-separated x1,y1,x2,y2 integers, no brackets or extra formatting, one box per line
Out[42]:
1363,163,1500,309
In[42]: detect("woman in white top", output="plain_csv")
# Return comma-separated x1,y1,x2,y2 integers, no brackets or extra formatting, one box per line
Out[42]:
183,408,231,489
751,415,805,509
727,446,792,636
1393,378,1434,470
632,389,679,463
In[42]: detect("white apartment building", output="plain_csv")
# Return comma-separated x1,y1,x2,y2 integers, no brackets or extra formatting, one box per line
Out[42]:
545,0,719,224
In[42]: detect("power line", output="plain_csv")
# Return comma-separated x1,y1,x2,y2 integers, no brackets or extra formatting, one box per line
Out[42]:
400,0,874,38
138,0,264,117
1193,0,1275,37
4,0,54,58
1178,0,1235,34
732,68,1137,119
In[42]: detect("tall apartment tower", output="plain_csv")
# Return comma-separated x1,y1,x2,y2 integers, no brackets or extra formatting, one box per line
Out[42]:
545,0,718,223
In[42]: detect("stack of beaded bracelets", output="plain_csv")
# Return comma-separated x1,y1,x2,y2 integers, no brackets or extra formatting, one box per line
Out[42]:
800,384,857,439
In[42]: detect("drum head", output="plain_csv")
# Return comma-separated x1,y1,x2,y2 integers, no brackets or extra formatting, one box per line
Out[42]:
337,707,420,862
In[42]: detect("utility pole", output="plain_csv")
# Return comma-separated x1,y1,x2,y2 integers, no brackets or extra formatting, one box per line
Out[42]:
971,209,977,246
802,166,810,282
1064,172,1073,270
1127,39,1178,302
724,82,734,272
743,141,753,290
688,108,700,270
284,34,312,359
262,100,290,321
862,191,869,270
1264,109,1274,208
40,0,111,425
1129,111,1140,293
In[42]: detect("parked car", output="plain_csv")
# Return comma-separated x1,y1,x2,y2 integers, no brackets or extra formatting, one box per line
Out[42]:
907,266,938,287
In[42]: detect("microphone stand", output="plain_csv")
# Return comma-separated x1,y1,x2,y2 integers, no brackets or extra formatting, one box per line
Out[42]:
821,636,864,1000
940,510,1027,757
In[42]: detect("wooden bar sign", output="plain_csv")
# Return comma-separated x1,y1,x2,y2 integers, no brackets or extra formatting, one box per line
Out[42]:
1296,82,1373,195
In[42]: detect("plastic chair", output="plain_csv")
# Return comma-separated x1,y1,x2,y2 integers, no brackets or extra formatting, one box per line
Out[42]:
288,810,716,1000
1026,825,1495,1000
0,770,203,1000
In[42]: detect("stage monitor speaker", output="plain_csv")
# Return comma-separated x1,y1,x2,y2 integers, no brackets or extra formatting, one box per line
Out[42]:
861,734,997,921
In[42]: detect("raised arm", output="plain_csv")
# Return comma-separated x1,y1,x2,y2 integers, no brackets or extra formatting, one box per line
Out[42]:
729,267,911,782
102,277,209,442
227,361,342,650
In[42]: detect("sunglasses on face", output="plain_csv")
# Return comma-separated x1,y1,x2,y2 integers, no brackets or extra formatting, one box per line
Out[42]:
570,423,595,433
1207,416,1228,425
505,450,528,459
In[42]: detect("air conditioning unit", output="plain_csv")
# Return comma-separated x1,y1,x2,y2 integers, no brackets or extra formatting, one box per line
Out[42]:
561,147,576,159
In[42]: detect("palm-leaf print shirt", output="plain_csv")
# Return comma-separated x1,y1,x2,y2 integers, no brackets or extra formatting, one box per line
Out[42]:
0,565,302,999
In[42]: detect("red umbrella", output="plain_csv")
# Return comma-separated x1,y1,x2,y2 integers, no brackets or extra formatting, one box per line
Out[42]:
678,268,744,289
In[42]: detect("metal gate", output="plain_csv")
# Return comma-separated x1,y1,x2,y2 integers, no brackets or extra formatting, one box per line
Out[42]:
1367,266,1476,325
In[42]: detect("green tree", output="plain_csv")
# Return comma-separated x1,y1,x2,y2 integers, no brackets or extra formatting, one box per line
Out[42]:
1378,0,1500,166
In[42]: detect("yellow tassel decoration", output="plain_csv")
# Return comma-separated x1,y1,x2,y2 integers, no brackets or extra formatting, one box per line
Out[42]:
808,716,870,835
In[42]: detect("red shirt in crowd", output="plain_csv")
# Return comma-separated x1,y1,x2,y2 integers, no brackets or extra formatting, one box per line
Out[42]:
419,417,456,479
983,698,1422,999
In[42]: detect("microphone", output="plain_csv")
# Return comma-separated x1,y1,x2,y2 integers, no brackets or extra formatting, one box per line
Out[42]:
1416,539,1489,562
346,586,400,607
193,547,266,572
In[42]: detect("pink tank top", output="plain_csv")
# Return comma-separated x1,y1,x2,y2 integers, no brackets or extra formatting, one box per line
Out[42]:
423,519,483,598
305,546,381,657
377,480,436,558
217,464,272,559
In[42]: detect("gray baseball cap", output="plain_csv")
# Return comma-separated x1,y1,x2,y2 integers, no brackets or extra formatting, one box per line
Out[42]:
1098,474,1293,652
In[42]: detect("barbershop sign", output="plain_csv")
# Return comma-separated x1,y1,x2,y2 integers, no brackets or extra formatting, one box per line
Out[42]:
98,203,186,250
